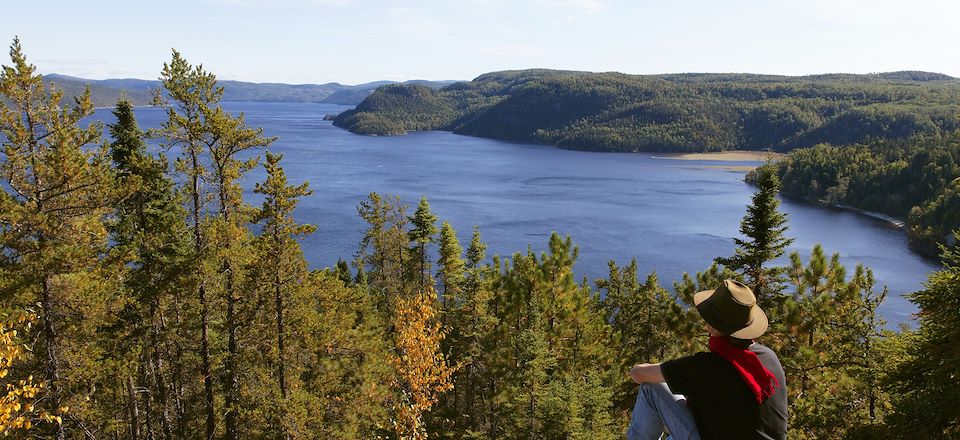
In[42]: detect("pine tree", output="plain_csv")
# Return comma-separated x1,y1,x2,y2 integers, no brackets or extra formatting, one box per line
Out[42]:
717,165,794,304
206,91,274,440
776,245,887,439
494,234,617,439
357,192,409,307
0,38,120,439
599,261,691,410
252,152,315,437
408,196,438,291
436,221,465,309
155,49,274,439
294,270,394,439
153,49,221,439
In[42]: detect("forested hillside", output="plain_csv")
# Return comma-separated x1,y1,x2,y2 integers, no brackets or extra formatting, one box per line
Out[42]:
334,69,960,153
753,133,960,257
4,40,960,439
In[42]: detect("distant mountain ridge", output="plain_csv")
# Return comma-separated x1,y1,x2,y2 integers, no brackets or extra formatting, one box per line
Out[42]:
42,73,457,107
333,69,960,153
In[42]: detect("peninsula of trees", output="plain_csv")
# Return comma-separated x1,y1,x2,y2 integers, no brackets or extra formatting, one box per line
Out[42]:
334,68,960,257
753,134,960,257
333,69,960,152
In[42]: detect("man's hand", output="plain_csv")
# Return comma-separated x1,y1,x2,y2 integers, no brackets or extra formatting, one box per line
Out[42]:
629,363,665,384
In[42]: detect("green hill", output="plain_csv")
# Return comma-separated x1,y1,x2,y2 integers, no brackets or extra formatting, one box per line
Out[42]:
334,69,960,152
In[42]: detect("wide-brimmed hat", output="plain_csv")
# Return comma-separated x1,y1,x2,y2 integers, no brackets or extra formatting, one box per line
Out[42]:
694,279,768,339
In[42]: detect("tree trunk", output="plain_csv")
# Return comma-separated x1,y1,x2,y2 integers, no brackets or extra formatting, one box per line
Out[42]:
199,284,215,440
127,375,141,440
224,263,239,440
190,149,216,440
167,293,187,439
274,263,288,401
149,300,174,440
41,275,66,440
273,251,291,440
220,184,240,440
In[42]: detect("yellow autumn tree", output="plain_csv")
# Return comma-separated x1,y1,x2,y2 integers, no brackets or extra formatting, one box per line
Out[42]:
0,313,59,435
391,286,455,440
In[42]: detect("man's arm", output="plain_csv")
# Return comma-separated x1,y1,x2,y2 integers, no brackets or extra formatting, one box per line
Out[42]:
629,363,665,384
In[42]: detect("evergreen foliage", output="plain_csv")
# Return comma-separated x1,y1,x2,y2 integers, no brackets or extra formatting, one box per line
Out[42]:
717,165,794,303
884,239,960,438
108,98,191,440
0,38,120,440
409,196,440,291
335,69,960,153
759,134,960,256
3,39,958,440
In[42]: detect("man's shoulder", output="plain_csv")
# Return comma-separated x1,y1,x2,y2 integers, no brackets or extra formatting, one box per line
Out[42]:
749,343,780,359
664,351,725,370
750,343,786,375
750,342,775,353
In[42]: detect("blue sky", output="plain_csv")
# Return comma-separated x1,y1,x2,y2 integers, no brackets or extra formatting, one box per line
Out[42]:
3,0,959,84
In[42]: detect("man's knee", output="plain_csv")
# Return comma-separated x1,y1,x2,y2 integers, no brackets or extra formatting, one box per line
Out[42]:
639,381,668,396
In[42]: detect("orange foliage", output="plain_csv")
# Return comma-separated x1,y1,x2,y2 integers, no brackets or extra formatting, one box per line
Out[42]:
390,286,455,440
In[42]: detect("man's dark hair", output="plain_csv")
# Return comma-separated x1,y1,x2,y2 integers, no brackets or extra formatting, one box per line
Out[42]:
727,336,753,349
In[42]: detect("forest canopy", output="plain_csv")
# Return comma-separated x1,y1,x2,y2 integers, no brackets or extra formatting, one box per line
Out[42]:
3,39,960,439
754,132,960,256
334,69,960,153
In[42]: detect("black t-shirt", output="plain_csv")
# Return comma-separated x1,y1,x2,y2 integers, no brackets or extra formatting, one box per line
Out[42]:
660,343,787,440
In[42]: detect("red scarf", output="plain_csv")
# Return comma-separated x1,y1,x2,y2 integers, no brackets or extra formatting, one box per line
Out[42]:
708,336,779,404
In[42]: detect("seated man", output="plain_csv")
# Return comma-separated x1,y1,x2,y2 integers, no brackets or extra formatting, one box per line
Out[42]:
627,279,787,440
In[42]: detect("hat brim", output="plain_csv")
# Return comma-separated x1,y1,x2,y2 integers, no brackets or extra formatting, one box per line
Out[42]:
694,289,769,339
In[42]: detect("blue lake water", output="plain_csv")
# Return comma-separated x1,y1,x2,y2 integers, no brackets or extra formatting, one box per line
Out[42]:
88,101,941,325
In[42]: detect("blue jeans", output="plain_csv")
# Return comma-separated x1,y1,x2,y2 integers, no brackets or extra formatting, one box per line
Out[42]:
627,382,701,440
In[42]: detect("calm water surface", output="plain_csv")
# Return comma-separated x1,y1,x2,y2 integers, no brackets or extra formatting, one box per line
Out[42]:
89,102,941,324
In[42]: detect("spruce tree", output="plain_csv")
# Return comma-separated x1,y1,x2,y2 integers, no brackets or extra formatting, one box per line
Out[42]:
436,221,465,308
716,165,794,304
885,238,960,438
408,196,438,291
441,225,496,434
109,98,189,439
335,258,353,286
466,225,488,271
